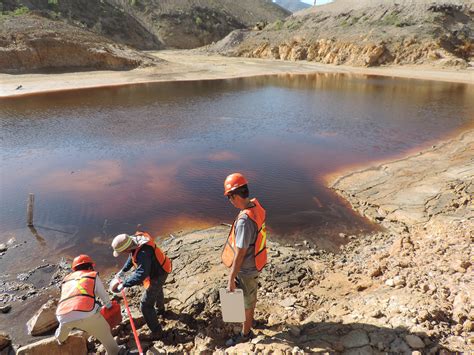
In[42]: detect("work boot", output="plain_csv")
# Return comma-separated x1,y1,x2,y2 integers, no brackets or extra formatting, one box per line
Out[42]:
225,330,254,347
156,307,165,316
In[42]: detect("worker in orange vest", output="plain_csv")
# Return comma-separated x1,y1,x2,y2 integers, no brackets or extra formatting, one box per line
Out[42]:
55,255,120,355
111,230,171,338
221,173,267,346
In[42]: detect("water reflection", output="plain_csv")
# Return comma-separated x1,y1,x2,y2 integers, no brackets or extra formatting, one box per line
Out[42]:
1,73,473,265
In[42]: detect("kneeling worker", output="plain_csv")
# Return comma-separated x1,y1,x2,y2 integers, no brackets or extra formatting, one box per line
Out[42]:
111,230,171,337
55,254,119,355
222,173,268,346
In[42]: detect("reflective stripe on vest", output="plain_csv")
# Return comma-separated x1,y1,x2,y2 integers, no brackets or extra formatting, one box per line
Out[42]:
56,270,97,316
221,198,268,271
131,231,172,289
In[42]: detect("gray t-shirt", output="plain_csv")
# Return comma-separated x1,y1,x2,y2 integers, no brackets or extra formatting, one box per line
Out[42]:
234,214,259,276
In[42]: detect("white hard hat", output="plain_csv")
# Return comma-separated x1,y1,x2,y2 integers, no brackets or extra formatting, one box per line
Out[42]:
111,233,133,257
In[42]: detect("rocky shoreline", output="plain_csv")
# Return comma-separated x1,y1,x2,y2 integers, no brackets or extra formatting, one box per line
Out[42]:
1,130,473,354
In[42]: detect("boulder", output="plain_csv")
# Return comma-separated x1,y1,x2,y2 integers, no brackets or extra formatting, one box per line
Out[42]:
0,305,11,314
365,45,386,67
0,332,11,350
193,335,213,353
452,291,471,323
341,329,370,348
405,334,425,349
124,309,145,329
289,325,301,337
393,276,406,287
279,297,297,308
27,299,59,336
389,337,411,353
16,334,86,355
146,346,167,355
342,345,374,355
463,320,473,332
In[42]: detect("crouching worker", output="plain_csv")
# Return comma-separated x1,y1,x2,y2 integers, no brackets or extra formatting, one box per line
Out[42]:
111,231,171,338
55,254,119,355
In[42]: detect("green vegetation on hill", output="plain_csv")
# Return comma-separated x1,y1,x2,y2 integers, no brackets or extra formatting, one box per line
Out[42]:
2,0,290,49
0,6,29,16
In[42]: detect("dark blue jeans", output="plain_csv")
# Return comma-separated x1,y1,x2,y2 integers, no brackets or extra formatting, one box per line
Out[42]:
140,274,168,332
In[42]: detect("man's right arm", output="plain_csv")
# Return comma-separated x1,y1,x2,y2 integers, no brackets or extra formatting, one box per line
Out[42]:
122,247,152,288
120,255,133,273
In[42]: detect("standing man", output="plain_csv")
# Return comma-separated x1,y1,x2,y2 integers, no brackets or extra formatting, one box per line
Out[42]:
111,230,171,338
221,173,267,346
55,254,120,355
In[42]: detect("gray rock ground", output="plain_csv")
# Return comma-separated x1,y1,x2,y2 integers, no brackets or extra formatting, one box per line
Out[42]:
332,129,473,231
1,130,473,353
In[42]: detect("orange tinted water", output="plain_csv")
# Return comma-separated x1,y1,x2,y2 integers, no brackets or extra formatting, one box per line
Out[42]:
1,74,473,267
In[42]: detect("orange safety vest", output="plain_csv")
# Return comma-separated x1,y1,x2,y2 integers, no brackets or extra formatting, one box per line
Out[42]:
222,198,267,271
56,270,97,316
131,231,172,289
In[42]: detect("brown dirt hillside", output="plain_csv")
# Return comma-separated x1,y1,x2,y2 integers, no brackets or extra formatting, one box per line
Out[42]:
7,0,161,49
207,0,473,68
5,0,290,50
106,0,290,49
0,13,161,73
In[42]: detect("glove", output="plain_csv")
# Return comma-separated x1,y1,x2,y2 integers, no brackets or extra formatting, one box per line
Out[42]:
109,278,122,294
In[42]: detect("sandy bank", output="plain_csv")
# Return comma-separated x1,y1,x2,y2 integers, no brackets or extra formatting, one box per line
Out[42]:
1,51,473,98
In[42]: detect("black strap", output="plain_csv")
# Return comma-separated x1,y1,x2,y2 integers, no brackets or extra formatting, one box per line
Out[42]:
255,246,266,256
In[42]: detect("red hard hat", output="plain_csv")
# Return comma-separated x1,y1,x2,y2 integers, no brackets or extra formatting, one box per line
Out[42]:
224,173,248,196
72,254,95,271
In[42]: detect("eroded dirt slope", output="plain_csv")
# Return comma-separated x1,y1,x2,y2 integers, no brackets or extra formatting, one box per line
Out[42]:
0,14,161,73
208,0,473,68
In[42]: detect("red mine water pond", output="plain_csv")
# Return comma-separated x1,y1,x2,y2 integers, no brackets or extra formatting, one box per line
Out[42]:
1,74,473,269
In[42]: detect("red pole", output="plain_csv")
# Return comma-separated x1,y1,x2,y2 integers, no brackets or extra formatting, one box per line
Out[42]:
119,281,143,355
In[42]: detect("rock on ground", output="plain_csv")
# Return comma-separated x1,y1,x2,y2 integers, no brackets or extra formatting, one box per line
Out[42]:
16,334,87,355
26,298,59,336
0,332,11,350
